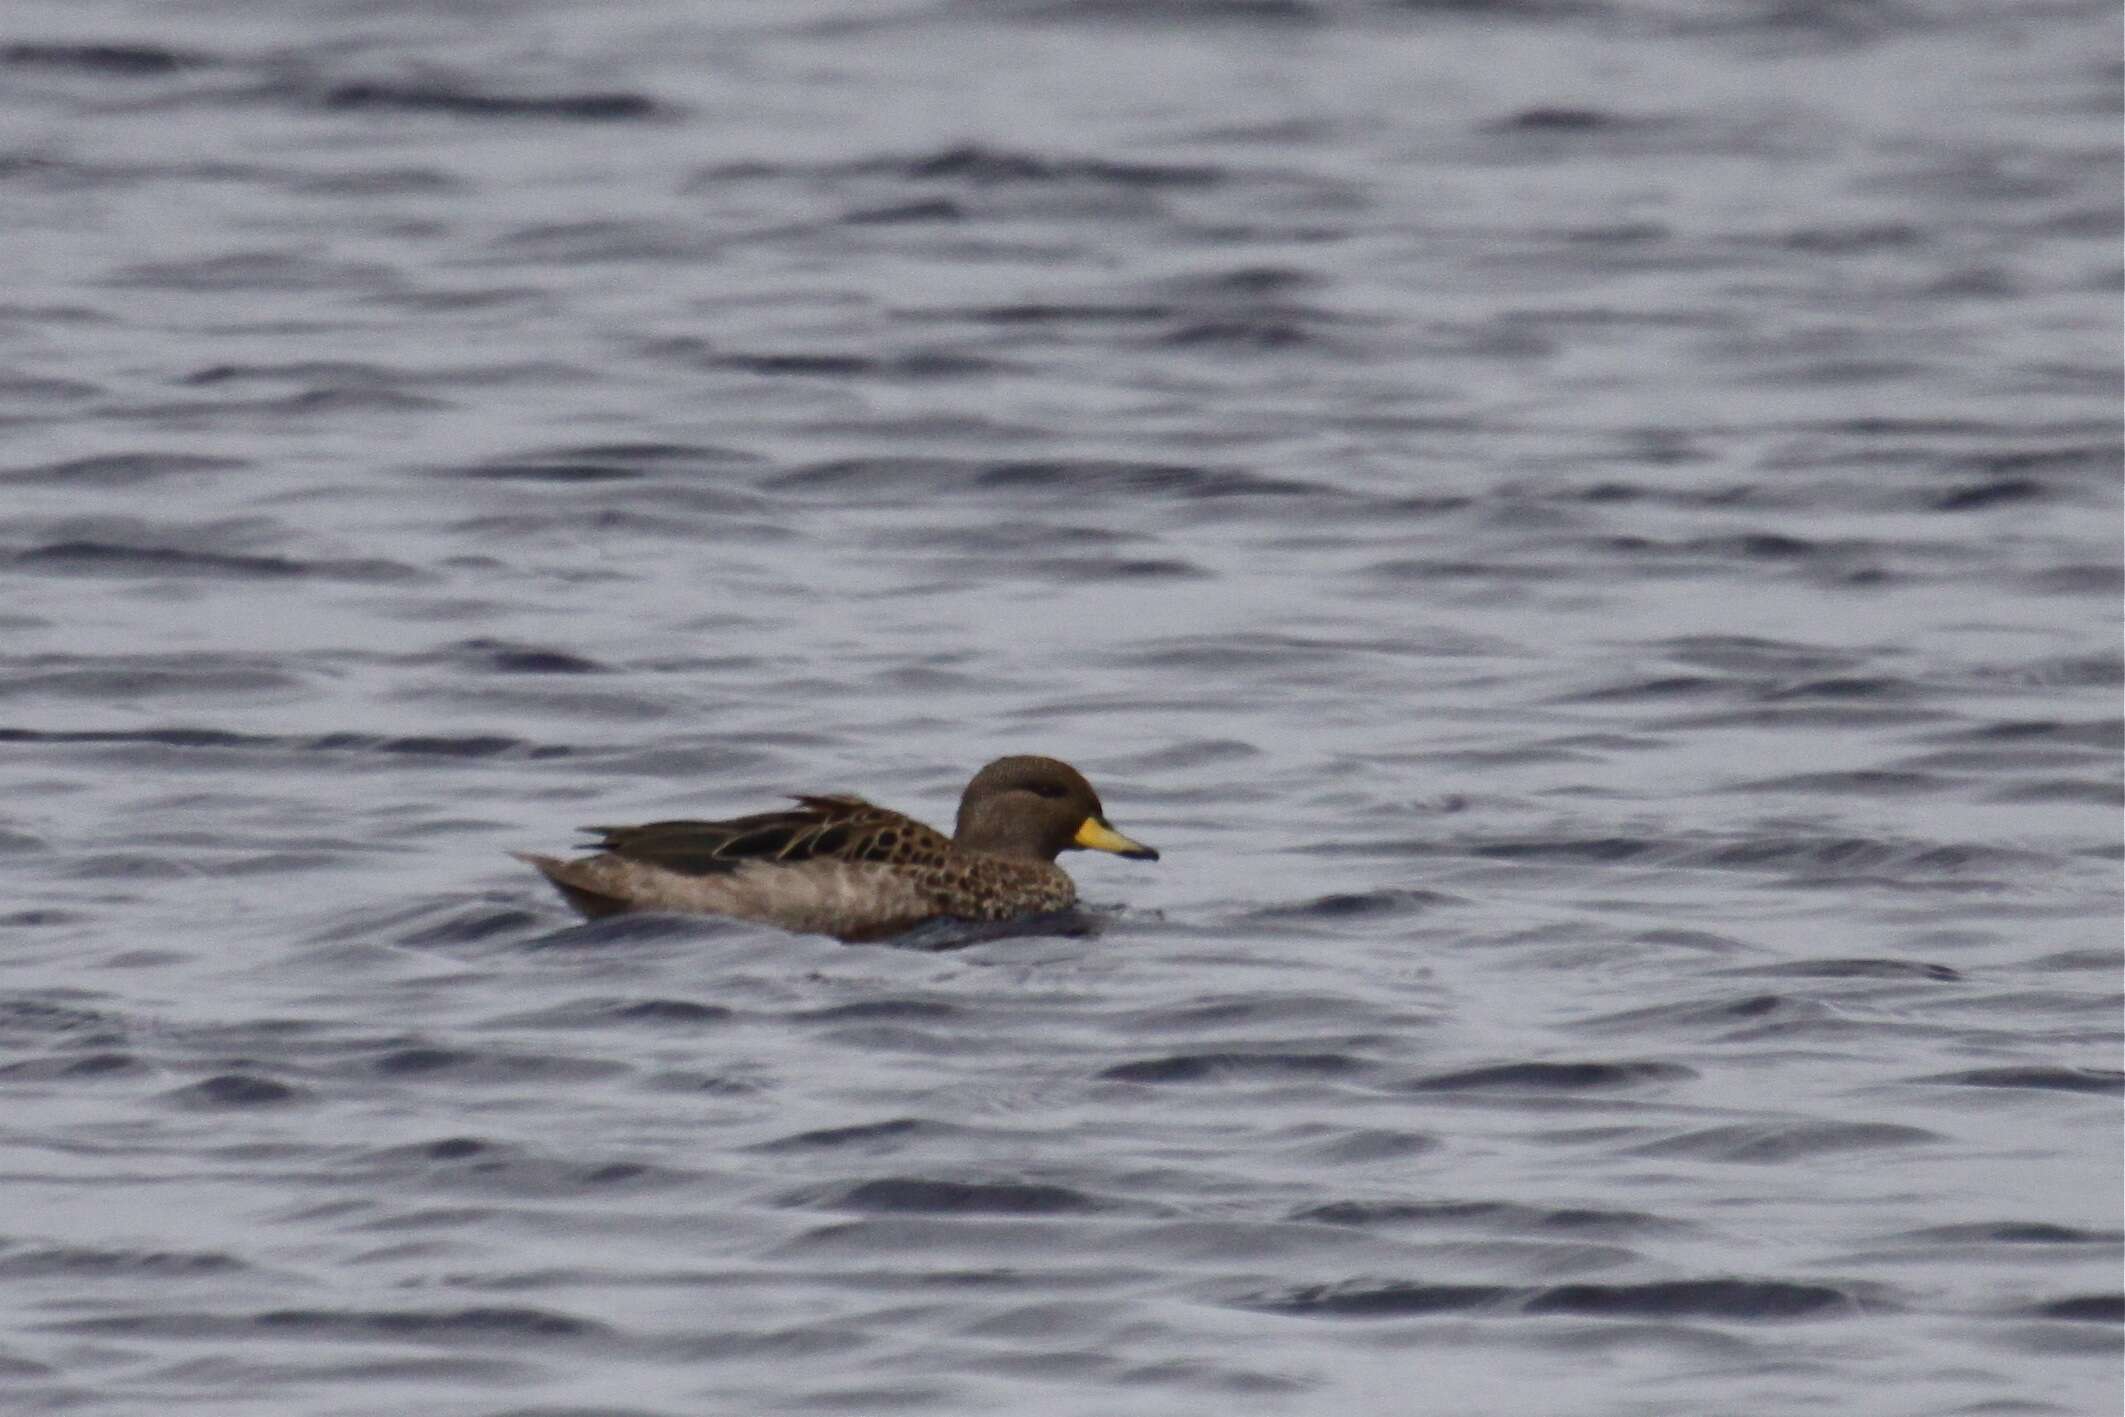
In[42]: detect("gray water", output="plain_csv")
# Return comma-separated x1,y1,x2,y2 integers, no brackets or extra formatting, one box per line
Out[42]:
1,1,2120,1414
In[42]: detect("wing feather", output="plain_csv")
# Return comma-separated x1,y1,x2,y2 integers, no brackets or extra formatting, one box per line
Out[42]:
584,795,939,876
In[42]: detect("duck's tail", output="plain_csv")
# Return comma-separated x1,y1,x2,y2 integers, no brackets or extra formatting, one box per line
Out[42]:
511,851,633,921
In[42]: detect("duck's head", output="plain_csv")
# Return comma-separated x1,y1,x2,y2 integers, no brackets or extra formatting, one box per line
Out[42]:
953,755,1160,864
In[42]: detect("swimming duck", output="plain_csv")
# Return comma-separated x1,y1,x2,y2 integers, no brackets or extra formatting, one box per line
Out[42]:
515,755,1159,942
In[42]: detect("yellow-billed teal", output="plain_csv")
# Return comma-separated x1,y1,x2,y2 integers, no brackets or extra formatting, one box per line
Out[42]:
515,755,1159,941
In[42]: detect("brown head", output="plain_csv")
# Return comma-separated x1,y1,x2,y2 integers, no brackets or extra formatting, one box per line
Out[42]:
951,755,1160,863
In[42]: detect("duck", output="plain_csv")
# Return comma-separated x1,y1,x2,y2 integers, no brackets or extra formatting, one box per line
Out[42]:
514,755,1159,942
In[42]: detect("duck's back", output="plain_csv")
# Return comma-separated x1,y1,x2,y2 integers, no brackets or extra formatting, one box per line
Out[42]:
588,795,945,874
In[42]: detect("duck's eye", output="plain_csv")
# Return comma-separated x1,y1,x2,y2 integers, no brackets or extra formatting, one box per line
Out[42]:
1026,783,1067,799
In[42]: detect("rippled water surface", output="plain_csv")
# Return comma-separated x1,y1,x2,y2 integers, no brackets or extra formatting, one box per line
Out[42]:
2,1,2120,1413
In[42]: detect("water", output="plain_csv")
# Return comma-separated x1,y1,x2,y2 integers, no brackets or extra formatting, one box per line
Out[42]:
1,1,2119,1414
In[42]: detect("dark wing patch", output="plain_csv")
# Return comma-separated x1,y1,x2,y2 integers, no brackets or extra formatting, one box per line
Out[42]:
585,796,945,876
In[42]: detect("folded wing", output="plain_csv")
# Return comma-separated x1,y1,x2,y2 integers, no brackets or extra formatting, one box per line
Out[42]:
584,795,932,875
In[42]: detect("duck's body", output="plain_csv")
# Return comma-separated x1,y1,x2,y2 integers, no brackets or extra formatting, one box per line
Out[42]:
515,756,1157,942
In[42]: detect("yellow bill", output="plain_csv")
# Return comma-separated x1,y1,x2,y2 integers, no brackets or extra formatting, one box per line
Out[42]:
1073,815,1160,861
